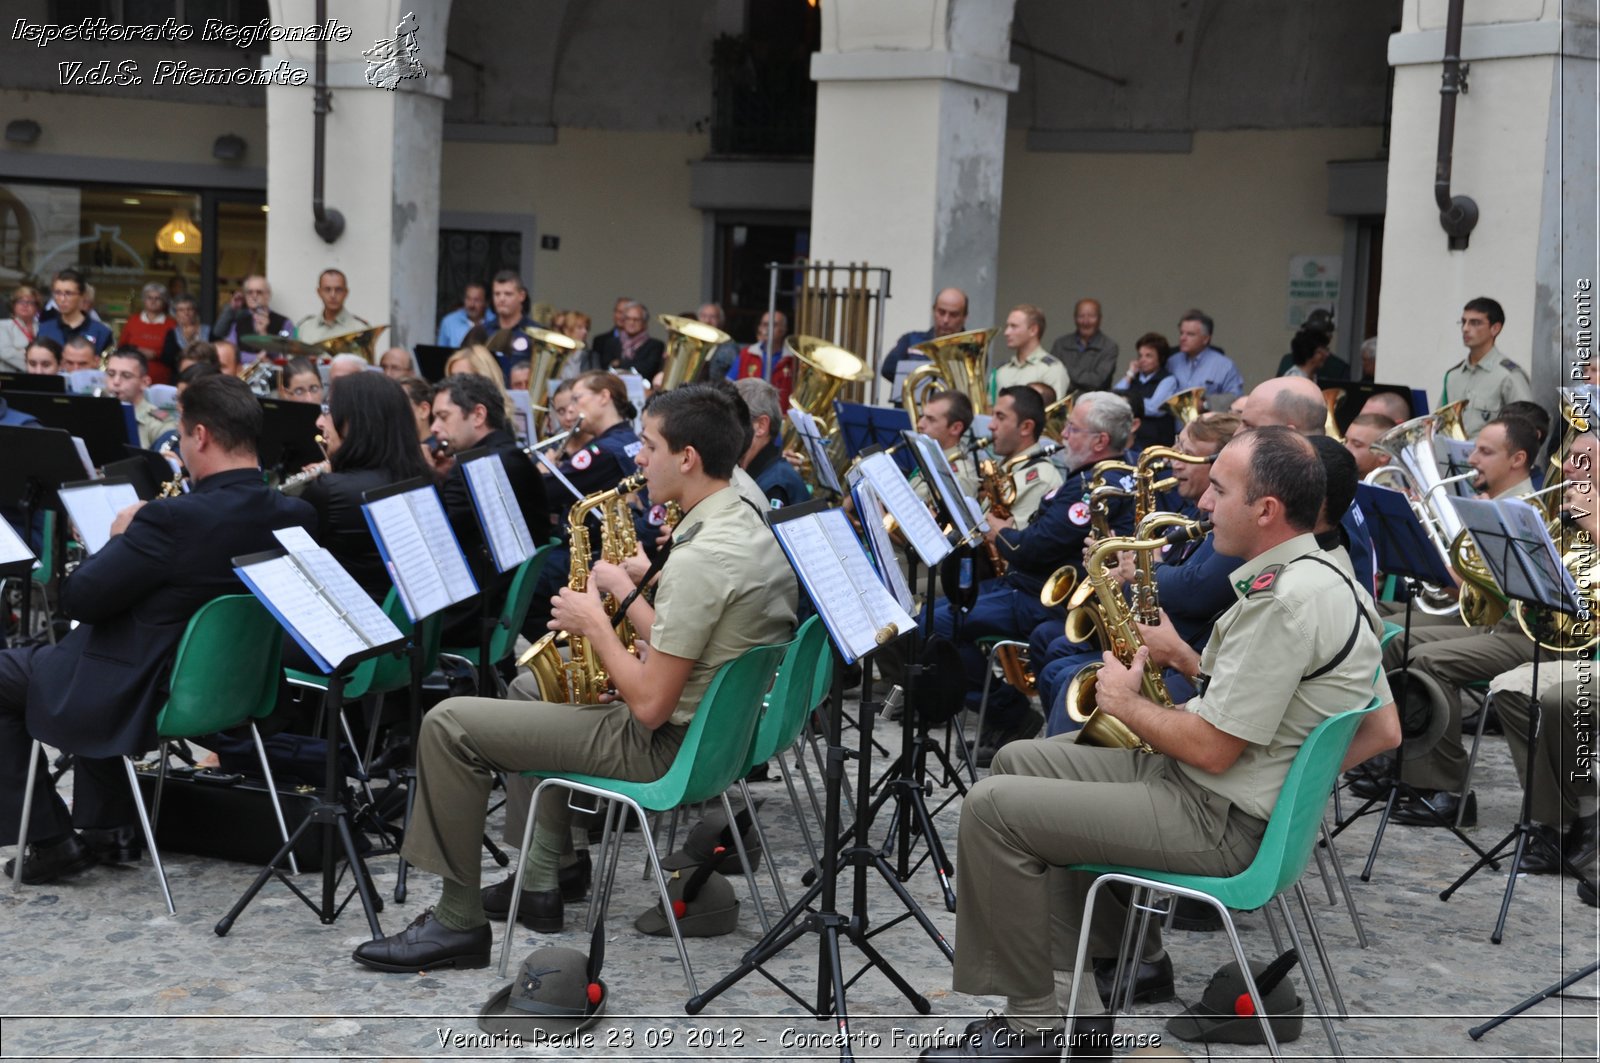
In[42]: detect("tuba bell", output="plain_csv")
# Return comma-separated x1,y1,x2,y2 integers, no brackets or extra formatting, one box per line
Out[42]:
518,326,582,411
657,314,731,391
1161,386,1207,426
1322,387,1347,442
779,335,871,451
902,327,1000,422
313,325,387,362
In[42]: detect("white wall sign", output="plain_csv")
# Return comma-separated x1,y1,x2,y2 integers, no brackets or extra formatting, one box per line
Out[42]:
1287,254,1340,329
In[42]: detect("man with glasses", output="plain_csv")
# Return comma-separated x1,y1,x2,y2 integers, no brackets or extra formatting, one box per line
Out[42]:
1442,296,1533,436
37,269,113,356
212,275,295,356
296,268,369,345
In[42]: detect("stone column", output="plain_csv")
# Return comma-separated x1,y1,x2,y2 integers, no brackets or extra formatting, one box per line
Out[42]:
808,0,1018,378
1377,1,1596,406
265,0,451,351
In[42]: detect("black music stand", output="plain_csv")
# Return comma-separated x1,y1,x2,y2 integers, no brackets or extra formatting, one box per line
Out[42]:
834,402,917,476
257,397,324,479
0,426,91,642
0,371,67,393
2,391,134,466
1437,497,1586,942
105,446,178,500
0,516,35,649
688,502,951,1057
1333,483,1501,878
414,344,452,383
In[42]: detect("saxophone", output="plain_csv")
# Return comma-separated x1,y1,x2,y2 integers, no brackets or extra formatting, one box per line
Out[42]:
517,472,647,702
1062,519,1210,752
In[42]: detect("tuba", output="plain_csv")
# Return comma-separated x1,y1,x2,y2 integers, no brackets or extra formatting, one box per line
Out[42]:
1161,386,1207,426
313,325,387,362
519,327,583,411
902,327,1000,422
1514,514,1598,654
657,314,731,391
780,335,870,453
1322,387,1346,442
517,473,647,702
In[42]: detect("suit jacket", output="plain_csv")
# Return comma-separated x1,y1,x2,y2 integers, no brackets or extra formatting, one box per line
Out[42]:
593,332,665,382
26,468,316,758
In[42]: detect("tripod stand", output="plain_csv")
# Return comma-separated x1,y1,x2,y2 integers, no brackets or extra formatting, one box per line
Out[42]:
686,646,952,1058
1469,961,1598,1040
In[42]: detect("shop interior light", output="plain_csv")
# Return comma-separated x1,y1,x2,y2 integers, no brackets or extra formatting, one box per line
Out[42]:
156,208,202,254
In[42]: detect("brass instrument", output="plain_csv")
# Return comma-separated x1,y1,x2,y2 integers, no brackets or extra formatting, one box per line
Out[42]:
1161,386,1207,426
1043,393,1075,441
1322,387,1347,442
779,335,871,458
1548,389,1592,506
518,327,582,411
1133,445,1210,523
312,325,388,362
657,314,730,391
156,442,186,498
518,472,647,702
524,413,585,461
902,327,1000,422
1448,482,1569,627
240,355,279,397
1514,513,1598,653
1366,407,1479,614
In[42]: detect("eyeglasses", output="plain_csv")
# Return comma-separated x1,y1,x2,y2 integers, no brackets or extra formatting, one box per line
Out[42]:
319,403,331,415
290,384,324,398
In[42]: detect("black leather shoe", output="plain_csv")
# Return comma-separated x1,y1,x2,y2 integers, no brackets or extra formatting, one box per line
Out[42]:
1093,952,1175,1005
975,709,1045,769
917,1014,1064,1060
351,908,491,973
81,825,142,864
558,849,591,902
1565,811,1598,871
1344,769,1392,801
1391,790,1476,827
481,878,564,932
1517,824,1565,875
1064,1016,1115,1062
6,832,97,884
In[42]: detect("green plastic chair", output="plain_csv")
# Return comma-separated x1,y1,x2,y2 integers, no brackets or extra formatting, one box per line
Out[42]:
439,542,556,695
13,595,294,915
1065,697,1383,1062
499,640,790,995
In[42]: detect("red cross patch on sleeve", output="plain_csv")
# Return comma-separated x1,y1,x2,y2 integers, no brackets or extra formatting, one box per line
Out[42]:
571,448,593,471
1068,501,1091,526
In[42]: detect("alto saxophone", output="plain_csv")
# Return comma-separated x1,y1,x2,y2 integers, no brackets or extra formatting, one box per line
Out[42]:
517,472,647,702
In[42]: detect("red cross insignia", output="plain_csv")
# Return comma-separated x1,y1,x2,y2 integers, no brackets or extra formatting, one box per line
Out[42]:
1068,501,1091,526
571,448,593,471
647,503,667,526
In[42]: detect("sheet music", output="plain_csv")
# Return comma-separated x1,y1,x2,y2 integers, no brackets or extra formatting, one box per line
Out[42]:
772,509,915,663
272,526,319,553
856,451,950,566
57,481,139,554
0,515,35,569
787,409,843,494
363,487,477,622
852,483,916,613
1448,496,1580,612
69,437,95,478
463,455,535,573
239,556,369,672
293,547,403,649
66,369,105,396
905,431,984,543
1434,437,1477,496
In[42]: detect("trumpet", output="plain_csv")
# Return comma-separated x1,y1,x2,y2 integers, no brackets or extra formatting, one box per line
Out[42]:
156,442,187,497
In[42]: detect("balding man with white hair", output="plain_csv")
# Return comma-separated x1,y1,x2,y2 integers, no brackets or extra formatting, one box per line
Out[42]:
327,353,368,382
213,275,295,354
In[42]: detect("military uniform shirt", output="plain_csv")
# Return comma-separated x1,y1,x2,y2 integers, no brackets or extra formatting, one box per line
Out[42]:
992,348,1070,402
131,396,171,450
295,307,372,346
1441,346,1533,436
649,485,799,725
1180,533,1390,820
1005,440,1064,529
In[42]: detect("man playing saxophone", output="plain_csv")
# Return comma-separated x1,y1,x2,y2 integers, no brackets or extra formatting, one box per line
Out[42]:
353,384,797,973
923,427,1396,1061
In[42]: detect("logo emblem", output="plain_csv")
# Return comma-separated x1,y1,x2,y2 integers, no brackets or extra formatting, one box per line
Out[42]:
363,11,427,90
1068,501,1091,526
571,448,592,471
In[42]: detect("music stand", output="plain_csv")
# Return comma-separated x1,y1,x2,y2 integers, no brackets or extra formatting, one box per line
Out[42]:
0,517,36,650
0,372,66,394
105,447,177,500
687,502,952,1054
1437,496,1586,942
0,426,93,641
216,544,408,940
834,402,917,476
413,344,453,383
1334,483,1501,878
257,397,324,478
2,391,134,466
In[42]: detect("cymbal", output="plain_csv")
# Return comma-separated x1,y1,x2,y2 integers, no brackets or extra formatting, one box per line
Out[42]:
314,325,388,361
240,335,317,358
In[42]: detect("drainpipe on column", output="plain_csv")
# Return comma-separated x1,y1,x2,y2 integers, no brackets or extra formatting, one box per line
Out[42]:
1434,0,1479,251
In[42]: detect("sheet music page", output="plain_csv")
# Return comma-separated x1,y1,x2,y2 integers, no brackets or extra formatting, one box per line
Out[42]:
463,456,534,573
786,409,843,494
272,525,320,553
1449,496,1579,611
772,510,913,662
69,436,95,477
0,514,35,568
407,488,478,605
857,451,950,567
241,555,367,672
905,432,983,544
851,483,916,613
58,481,139,554
507,389,536,443
364,494,446,620
293,547,405,649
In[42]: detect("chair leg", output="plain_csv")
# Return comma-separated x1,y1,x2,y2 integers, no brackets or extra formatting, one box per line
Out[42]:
500,780,544,978
738,779,790,915
1320,820,1368,949
1311,833,1338,905
250,722,300,877
122,756,174,916
1214,900,1286,1061
593,801,626,934
1264,900,1285,953
1294,881,1348,1017
12,739,42,893
1458,689,1492,828
776,756,821,875
1276,892,1345,1061
721,791,771,934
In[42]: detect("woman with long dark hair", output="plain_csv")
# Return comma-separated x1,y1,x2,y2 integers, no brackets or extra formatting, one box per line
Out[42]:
303,372,432,601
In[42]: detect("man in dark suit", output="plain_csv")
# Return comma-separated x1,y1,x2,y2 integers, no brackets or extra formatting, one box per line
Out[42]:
592,300,665,382
0,374,317,883
430,373,551,646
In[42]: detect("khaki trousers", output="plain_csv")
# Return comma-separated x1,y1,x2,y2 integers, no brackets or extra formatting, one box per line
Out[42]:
951,737,1266,1013
401,693,685,888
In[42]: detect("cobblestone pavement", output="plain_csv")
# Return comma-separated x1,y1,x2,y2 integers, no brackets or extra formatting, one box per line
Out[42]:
1,710,1596,1062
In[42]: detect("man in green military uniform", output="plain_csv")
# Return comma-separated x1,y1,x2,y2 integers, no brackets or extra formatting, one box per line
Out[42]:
103,348,171,448
988,386,1062,530
919,427,1398,1061
1441,297,1532,436
992,304,1070,402
354,384,798,973
295,268,372,346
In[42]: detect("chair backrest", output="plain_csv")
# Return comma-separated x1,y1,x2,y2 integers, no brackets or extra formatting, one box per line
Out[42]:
31,510,55,586
1228,698,1381,904
486,541,557,665
748,616,828,770
1380,621,1403,650
656,641,789,808
156,595,285,739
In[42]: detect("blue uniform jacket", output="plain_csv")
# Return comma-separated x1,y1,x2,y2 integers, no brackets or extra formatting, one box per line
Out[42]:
992,463,1135,596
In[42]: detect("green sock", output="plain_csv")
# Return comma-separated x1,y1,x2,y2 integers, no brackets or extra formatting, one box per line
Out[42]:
519,825,567,892
433,878,485,931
